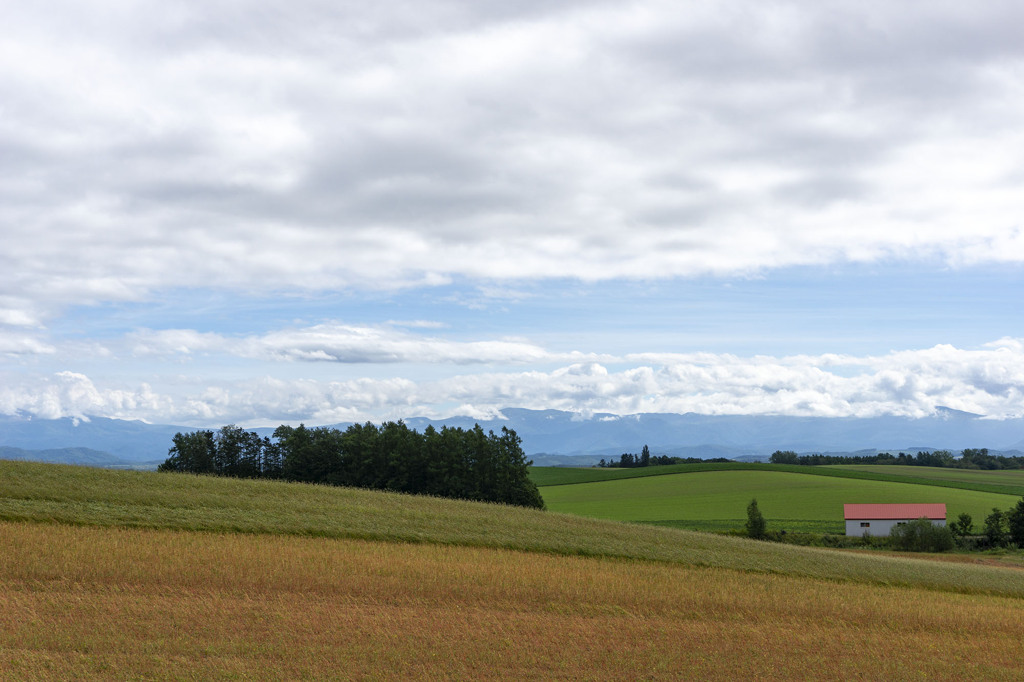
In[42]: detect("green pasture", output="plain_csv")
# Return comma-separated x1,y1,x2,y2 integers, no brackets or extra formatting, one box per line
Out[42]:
539,469,1022,533
533,461,1024,496
530,462,740,486
828,465,1024,492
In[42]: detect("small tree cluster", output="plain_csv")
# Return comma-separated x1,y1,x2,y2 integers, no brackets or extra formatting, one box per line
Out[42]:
982,498,1024,548
948,512,974,538
157,426,280,479
768,450,799,464
599,445,731,468
159,422,545,509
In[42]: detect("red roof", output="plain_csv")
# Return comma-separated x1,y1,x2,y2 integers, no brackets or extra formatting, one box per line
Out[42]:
844,503,946,520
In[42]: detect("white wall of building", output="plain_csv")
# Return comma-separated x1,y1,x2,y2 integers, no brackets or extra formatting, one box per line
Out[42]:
845,518,946,537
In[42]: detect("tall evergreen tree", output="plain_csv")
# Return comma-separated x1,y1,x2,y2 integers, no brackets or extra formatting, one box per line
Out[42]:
493,426,544,509
746,498,767,539
159,430,216,474
213,425,246,477
260,436,283,479
277,424,316,483
984,508,1008,547
1006,498,1024,546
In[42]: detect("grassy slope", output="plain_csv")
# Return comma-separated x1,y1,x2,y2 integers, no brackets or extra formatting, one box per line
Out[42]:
539,469,1019,534
1,460,1023,598
4,459,1024,679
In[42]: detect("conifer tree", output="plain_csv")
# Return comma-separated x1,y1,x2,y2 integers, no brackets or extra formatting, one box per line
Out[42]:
746,498,767,539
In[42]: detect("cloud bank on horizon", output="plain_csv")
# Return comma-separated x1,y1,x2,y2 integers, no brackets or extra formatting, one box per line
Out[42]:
2,1,1023,426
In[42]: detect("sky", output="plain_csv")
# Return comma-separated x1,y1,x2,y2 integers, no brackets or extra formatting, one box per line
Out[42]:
2,0,1023,427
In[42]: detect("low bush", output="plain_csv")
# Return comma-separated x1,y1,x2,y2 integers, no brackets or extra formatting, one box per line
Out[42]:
955,535,985,551
889,517,955,552
787,534,874,549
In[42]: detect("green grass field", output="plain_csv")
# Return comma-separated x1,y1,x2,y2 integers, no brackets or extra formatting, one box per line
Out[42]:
829,464,1024,491
530,461,742,486
538,468,1022,533
532,461,1024,496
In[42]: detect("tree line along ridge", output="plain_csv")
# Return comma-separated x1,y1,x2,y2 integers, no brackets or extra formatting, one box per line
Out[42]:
158,422,545,509
768,448,1024,469
598,444,733,468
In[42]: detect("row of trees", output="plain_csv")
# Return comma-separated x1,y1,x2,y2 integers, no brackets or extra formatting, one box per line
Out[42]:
769,448,1024,470
598,445,731,468
904,500,1024,551
158,422,545,509
979,499,1024,548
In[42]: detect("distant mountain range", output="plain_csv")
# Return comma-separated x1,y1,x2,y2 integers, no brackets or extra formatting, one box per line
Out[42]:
0,445,149,469
2,407,1023,469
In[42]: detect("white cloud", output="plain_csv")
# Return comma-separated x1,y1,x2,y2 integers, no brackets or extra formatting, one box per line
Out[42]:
130,329,227,357
0,331,54,356
0,306,43,328
0,372,168,421
3,2,1023,429
386,320,449,329
4,339,1023,424
129,323,555,365
3,1,1024,324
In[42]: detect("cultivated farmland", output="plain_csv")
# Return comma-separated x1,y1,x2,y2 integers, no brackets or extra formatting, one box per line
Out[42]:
829,464,1024,492
536,464,1024,533
2,460,1024,680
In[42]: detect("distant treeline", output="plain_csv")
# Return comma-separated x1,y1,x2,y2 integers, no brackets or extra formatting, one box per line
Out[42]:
158,422,545,509
769,448,1024,470
598,445,732,468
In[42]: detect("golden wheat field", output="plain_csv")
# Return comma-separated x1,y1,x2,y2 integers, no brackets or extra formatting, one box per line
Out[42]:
2,521,1023,681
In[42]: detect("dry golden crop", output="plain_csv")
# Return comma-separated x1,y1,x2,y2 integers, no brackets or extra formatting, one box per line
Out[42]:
2,521,1023,681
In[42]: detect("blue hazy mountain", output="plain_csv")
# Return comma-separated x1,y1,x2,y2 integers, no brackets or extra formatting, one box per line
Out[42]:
0,445,138,468
0,416,186,465
403,407,1024,458
2,408,1023,467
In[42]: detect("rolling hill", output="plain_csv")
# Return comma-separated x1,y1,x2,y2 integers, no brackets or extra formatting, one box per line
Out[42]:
0,459,1019,593
537,466,1022,534
2,460,1024,679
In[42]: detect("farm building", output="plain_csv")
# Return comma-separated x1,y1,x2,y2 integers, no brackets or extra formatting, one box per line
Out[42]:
844,503,946,537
